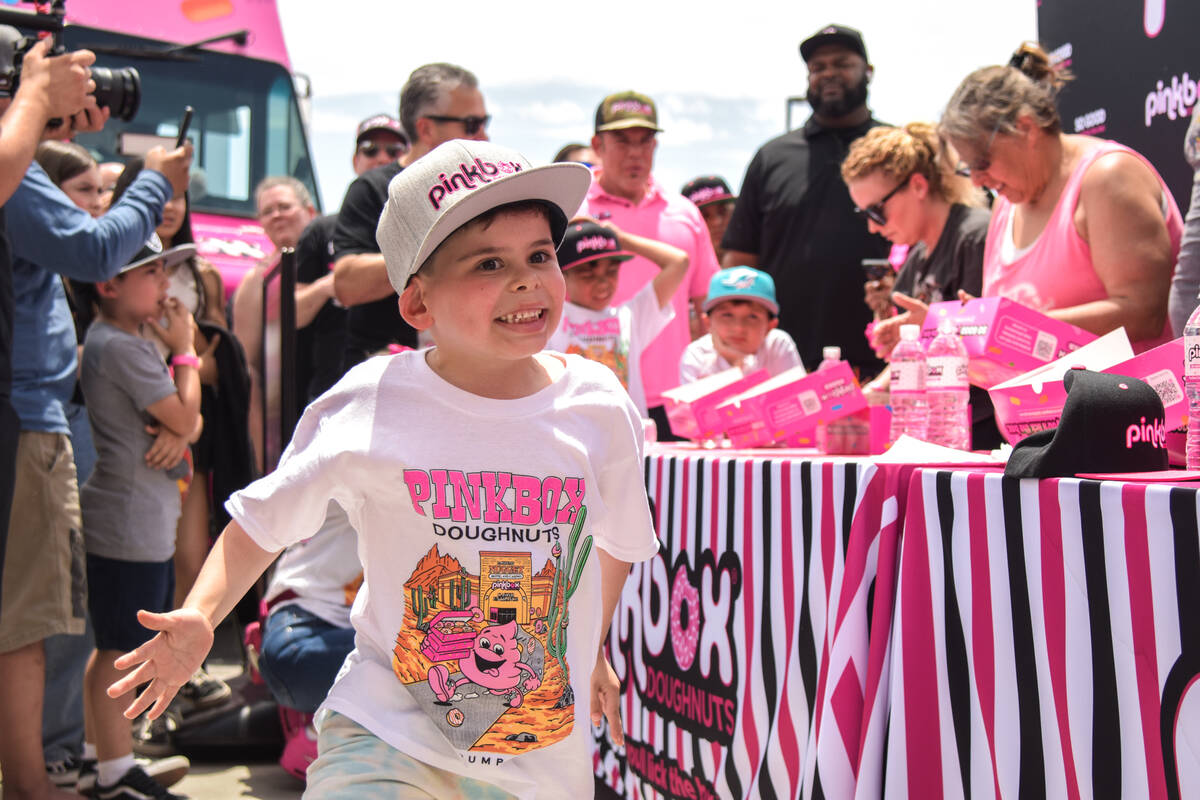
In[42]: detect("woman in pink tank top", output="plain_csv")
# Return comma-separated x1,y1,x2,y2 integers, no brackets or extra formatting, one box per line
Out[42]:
939,44,1181,352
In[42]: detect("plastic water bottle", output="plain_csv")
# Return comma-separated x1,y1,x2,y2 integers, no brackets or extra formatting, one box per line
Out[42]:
925,319,971,450
815,347,844,453
1185,302,1200,468
889,324,929,445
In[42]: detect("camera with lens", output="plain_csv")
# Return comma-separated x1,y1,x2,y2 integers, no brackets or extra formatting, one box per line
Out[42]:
0,0,140,121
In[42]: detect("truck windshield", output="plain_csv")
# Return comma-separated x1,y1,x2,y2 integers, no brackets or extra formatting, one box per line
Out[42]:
64,25,321,217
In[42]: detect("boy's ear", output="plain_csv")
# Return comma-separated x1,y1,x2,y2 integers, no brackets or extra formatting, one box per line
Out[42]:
398,278,433,331
768,316,778,330
94,279,120,300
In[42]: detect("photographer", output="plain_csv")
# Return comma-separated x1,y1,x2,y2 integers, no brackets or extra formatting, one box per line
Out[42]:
0,31,93,590
0,50,190,792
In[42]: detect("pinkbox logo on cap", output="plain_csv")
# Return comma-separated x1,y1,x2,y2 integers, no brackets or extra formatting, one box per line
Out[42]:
575,235,616,254
611,100,653,115
1125,415,1167,449
427,159,523,209
687,186,728,205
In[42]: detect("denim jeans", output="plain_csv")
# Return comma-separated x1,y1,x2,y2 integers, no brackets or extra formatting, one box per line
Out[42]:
42,615,93,763
259,604,354,713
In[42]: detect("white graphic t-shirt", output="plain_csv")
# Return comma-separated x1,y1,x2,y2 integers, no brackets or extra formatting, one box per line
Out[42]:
226,351,659,799
678,328,804,384
262,500,362,628
546,282,673,417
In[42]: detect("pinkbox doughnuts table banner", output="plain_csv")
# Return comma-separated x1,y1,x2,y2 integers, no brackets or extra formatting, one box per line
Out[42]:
594,446,924,800
891,469,1200,799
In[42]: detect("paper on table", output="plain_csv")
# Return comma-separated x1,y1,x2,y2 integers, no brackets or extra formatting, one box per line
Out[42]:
874,434,1007,464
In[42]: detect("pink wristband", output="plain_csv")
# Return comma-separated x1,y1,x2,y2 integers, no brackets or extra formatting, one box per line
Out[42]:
171,353,201,369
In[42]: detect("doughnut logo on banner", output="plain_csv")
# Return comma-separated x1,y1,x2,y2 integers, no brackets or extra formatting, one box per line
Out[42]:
612,550,742,746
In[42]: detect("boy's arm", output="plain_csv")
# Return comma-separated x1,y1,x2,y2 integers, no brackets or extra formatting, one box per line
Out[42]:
144,299,201,437
615,228,689,310
591,548,633,745
110,520,280,719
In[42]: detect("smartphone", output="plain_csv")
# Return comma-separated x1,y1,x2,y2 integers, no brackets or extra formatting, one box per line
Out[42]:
862,258,894,281
175,106,194,148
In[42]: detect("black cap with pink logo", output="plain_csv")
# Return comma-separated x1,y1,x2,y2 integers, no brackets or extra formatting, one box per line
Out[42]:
1005,369,1169,478
556,221,634,271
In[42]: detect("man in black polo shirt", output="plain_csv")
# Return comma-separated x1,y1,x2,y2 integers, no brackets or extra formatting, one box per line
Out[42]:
293,114,408,404
722,24,889,377
332,63,489,368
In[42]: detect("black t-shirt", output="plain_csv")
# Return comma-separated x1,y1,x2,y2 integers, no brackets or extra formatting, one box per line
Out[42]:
892,203,990,304
295,214,346,402
332,161,415,365
722,116,891,375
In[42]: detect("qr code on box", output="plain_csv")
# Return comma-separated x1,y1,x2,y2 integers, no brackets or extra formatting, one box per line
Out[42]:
1033,331,1058,361
1144,368,1182,408
798,390,821,415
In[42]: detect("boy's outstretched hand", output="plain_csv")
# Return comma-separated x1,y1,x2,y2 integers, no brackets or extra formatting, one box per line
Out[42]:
108,607,214,719
591,650,625,746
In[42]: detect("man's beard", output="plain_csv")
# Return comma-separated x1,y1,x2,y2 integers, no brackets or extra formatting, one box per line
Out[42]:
807,74,869,119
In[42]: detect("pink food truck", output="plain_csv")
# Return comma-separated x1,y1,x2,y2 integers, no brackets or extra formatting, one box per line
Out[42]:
56,0,320,295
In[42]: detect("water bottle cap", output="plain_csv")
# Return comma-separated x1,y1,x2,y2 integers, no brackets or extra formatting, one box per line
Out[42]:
822,346,841,360
937,318,957,335
899,324,921,341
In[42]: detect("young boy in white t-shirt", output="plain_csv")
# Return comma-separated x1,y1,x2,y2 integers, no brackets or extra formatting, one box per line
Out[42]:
679,266,803,383
547,219,687,417
108,141,659,800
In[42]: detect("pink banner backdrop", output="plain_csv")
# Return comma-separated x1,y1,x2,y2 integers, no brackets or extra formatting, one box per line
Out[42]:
891,469,1200,799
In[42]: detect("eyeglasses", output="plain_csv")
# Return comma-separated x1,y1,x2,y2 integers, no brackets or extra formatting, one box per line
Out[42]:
954,119,1004,178
358,142,406,158
258,201,297,219
424,114,491,136
854,173,912,226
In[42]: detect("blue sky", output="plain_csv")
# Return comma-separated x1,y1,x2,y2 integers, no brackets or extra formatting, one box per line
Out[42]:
278,1,1038,211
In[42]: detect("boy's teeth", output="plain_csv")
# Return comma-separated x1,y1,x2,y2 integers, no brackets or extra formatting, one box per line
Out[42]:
500,310,541,323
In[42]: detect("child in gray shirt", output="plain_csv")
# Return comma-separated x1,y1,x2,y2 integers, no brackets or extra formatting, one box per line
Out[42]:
78,236,202,800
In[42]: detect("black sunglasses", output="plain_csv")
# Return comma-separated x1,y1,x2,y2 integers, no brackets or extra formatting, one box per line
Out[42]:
424,114,491,136
954,118,1003,178
854,173,912,226
358,142,406,158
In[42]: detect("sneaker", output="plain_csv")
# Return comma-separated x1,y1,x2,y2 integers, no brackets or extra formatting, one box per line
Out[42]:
95,764,187,799
277,720,318,781
175,668,232,712
131,712,179,758
78,756,189,795
46,754,81,788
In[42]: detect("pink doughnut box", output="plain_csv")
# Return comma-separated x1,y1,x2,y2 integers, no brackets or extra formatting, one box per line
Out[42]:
922,297,1097,389
715,362,867,449
988,332,1188,462
662,367,770,441
419,610,478,662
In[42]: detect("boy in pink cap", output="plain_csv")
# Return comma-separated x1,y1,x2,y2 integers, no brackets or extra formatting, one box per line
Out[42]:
548,218,688,416
108,140,659,800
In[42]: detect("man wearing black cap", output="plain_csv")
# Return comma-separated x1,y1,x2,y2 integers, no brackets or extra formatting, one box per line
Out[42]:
721,24,890,376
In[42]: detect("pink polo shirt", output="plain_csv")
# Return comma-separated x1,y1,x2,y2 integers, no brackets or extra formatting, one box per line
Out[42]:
582,174,720,407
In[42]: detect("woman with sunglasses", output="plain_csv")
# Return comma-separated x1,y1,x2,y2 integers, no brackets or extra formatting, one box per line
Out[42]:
842,122,989,359
842,122,1002,448
939,42,1181,351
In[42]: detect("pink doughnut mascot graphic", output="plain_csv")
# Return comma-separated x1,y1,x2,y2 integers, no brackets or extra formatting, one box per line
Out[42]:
392,506,594,755
427,614,542,709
